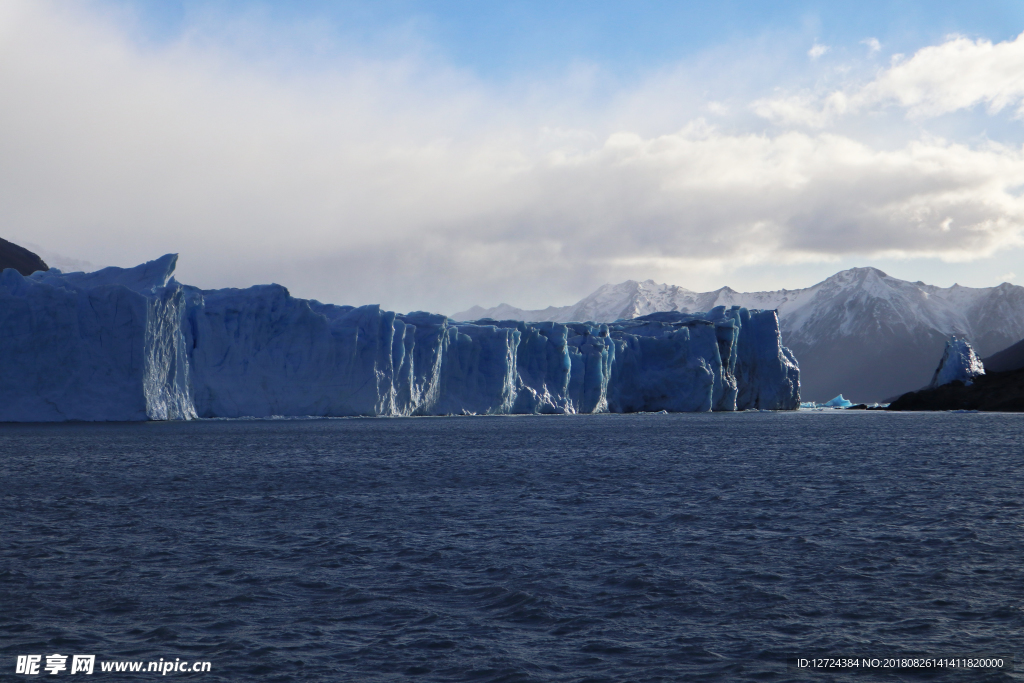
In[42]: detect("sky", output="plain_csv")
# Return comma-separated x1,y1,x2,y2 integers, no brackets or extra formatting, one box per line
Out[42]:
4,1,1024,313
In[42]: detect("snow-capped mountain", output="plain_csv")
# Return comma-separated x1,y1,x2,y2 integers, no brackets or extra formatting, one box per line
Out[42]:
455,280,796,324
454,268,1024,402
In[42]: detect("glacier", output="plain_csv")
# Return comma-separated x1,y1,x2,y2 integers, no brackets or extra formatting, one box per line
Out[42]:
0,256,800,421
930,336,985,389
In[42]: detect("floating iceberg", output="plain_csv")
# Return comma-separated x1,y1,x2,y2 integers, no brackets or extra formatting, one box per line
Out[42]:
930,336,985,389
0,256,801,421
822,394,854,408
800,394,854,409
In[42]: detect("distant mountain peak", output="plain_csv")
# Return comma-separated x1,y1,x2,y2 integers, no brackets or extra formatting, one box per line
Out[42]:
829,266,890,281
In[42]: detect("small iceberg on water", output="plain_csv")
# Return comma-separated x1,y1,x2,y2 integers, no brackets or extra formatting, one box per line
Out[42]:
800,394,855,409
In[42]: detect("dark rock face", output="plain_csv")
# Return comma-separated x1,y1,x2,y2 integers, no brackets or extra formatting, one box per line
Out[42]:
983,337,1024,373
887,368,1024,412
0,238,48,276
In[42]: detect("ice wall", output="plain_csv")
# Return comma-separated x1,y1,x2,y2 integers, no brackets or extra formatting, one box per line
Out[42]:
0,256,195,421
618,309,800,411
0,256,801,421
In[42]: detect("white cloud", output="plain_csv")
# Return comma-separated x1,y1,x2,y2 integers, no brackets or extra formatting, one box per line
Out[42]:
751,91,848,128
862,37,881,54
706,101,729,116
526,129,1024,263
2,1,1024,312
808,43,830,60
861,31,1024,117
756,31,1024,126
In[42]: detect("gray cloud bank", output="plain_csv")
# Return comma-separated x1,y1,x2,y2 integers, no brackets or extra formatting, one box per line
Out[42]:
2,2,1024,313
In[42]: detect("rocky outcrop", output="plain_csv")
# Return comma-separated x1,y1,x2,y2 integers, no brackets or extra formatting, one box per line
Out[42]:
0,237,48,276
886,334,1021,411
887,368,1024,412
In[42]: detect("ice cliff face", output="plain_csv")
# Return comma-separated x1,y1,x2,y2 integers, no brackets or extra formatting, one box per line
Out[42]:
0,256,800,421
0,255,194,421
930,336,985,389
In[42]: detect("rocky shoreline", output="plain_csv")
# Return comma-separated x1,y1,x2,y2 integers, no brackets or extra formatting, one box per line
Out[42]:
887,368,1024,412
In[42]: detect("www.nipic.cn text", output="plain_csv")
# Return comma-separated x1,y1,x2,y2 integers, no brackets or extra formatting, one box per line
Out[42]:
16,655,212,675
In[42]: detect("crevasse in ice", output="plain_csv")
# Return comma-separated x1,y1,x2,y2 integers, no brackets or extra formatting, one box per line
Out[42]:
0,256,800,421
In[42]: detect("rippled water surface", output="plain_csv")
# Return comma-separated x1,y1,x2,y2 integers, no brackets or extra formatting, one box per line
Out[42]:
3,412,1024,681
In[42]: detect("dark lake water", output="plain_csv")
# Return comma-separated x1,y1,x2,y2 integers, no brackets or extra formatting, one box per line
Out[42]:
2,412,1024,681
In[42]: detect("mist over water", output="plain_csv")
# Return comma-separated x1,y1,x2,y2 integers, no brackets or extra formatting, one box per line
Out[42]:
2,413,1023,681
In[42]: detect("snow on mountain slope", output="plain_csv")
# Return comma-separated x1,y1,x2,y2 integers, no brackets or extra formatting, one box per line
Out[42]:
455,302,575,323
779,268,968,348
456,268,1024,402
778,268,973,402
941,283,1024,357
455,280,800,323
